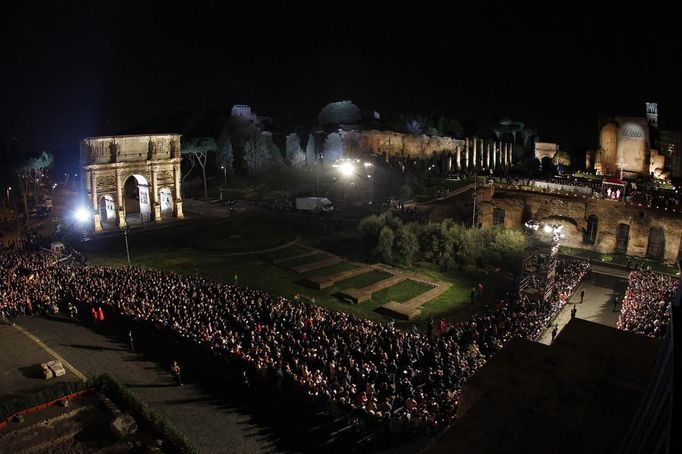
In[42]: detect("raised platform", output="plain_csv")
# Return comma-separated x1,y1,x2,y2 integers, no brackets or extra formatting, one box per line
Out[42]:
290,257,343,273
338,274,406,304
271,250,317,264
304,266,372,289
380,281,449,320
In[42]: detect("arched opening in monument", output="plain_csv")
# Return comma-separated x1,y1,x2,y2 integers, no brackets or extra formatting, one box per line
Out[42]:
615,223,630,254
159,187,173,215
98,195,116,224
585,215,598,245
493,207,505,227
646,226,665,260
124,174,151,224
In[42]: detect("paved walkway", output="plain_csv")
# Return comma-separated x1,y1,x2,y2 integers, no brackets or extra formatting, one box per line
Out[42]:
538,273,625,345
10,317,280,453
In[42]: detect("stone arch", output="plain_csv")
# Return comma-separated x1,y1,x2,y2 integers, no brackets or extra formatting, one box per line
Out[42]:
159,187,173,214
82,134,183,232
123,173,151,223
98,194,116,221
646,226,665,260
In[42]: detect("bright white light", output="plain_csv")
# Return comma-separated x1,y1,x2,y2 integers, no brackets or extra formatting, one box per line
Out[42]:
543,224,552,233
363,162,372,167
339,162,355,177
75,208,90,222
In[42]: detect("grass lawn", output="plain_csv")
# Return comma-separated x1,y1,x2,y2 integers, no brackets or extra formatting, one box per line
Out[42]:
371,280,433,304
79,215,516,331
304,261,359,277
334,270,392,290
262,245,310,261
277,253,330,268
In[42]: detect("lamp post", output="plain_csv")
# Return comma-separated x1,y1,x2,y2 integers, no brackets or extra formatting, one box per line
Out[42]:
123,228,131,267
6,186,11,208
221,164,227,190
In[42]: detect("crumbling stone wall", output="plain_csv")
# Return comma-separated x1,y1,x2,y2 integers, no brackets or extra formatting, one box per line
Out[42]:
479,189,682,263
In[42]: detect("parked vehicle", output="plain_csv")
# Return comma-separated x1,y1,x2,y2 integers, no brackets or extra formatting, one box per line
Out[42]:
295,197,334,213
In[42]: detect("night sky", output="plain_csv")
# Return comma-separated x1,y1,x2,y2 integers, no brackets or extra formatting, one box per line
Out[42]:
2,1,681,155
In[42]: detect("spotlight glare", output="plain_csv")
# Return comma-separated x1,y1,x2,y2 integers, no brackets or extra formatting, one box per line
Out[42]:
339,162,355,177
543,224,552,233
75,207,90,222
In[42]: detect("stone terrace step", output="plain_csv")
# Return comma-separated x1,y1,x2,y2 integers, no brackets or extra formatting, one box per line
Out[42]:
272,250,317,264
304,266,373,289
380,281,450,320
339,274,407,304
291,257,343,274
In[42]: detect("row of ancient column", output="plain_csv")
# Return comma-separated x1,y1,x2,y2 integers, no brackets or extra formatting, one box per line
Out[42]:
444,139,513,173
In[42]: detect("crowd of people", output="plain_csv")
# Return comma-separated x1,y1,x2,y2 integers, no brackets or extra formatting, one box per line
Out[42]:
1,247,590,437
617,270,678,338
627,188,681,210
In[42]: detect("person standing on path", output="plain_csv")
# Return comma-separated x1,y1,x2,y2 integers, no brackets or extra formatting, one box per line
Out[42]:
571,305,577,319
580,289,585,304
234,273,238,286
128,330,135,352
171,360,183,386
551,324,558,342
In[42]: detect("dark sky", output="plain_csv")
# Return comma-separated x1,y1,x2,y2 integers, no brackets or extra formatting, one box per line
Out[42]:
2,1,681,154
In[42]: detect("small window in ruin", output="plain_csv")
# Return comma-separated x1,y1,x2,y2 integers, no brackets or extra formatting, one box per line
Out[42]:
646,226,666,260
615,223,629,254
493,208,505,227
585,215,598,245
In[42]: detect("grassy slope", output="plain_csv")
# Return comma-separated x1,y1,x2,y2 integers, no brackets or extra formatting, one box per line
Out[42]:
80,217,513,330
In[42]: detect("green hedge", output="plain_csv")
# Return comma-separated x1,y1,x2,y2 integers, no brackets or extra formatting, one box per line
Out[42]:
97,373,199,454
0,379,91,421
0,374,198,454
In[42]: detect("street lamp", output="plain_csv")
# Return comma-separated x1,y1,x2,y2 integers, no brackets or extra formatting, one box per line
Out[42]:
221,164,227,190
6,186,11,207
123,228,131,267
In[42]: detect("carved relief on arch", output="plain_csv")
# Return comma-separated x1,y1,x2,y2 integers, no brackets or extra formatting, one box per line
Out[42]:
96,175,116,188
156,170,174,183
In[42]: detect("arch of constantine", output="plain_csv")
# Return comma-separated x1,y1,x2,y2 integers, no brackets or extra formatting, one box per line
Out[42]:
80,134,184,232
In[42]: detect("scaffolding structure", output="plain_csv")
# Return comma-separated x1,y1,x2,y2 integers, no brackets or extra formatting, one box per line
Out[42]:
520,222,561,302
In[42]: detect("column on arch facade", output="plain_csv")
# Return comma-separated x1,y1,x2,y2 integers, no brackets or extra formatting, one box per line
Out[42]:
90,171,103,232
115,168,127,229
173,162,184,219
151,165,162,222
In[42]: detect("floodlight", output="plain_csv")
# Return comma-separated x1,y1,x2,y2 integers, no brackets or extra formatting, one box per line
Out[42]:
543,224,552,233
75,207,90,222
339,162,355,177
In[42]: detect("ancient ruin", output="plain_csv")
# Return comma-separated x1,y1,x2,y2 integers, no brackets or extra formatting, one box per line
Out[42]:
80,134,183,231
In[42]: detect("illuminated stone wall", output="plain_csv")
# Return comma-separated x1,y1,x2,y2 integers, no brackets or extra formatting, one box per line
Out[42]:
478,189,682,263
338,130,465,159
